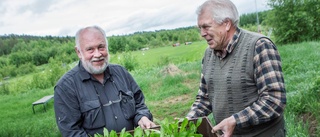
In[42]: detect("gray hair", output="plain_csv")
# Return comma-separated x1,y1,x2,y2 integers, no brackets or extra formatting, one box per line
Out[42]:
196,0,239,27
75,25,108,50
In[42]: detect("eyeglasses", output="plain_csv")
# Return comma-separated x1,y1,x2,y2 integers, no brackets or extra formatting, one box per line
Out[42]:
92,75,123,107
102,92,122,107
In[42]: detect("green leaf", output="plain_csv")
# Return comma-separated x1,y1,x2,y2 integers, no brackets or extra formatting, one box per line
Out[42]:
134,127,143,137
109,130,117,137
119,128,126,137
103,128,109,137
180,118,188,132
196,118,202,128
150,131,161,137
144,129,150,136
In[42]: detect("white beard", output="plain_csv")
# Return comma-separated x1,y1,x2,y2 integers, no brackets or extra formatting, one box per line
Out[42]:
80,53,109,74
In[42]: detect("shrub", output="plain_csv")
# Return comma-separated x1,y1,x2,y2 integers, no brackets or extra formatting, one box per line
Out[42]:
0,81,9,95
120,52,139,71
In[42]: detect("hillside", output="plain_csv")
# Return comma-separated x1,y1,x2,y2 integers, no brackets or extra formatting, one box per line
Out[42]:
0,40,319,136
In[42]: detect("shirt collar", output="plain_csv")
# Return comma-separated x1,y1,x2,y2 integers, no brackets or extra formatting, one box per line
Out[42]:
214,27,241,59
78,61,111,82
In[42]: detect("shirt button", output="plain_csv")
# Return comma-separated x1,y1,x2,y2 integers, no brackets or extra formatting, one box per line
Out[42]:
115,116,117,120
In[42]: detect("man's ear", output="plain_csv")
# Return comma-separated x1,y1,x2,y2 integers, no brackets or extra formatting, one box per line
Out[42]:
75,46,82,59
225,19,232,32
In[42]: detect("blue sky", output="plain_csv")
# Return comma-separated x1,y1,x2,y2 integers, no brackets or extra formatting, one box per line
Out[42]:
0,0,270,36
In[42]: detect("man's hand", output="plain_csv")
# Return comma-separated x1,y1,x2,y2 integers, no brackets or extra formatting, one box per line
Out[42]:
138,116,156,129
212,116,236,137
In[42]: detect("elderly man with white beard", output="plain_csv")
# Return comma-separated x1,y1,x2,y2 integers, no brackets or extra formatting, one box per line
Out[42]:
54,25,155,137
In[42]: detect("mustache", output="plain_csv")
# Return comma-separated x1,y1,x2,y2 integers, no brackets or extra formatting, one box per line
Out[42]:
91,57,106,62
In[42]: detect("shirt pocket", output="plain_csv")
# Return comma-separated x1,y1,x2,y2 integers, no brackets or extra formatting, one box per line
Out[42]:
80,100,105,129
120,90,136,119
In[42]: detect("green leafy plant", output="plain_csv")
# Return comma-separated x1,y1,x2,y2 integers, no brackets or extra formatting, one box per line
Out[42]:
94,118,203,137
120,52,139,71
159,118,202,137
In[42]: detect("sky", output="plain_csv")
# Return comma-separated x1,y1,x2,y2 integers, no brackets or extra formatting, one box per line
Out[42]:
0,0,270,37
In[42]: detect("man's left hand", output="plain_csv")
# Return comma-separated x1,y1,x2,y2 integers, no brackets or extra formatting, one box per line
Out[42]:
212,116,236,137
138,116,156,129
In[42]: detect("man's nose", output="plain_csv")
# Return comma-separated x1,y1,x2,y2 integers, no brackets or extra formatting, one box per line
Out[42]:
93,49,102,57
200,28,207,37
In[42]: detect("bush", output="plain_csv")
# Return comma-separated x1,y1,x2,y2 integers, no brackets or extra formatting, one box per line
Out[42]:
157,56,170,67
0,81,10,95
16,62,36,76
0,64,17,78
47,57,69,86
120,52,139,71
31,72,51,89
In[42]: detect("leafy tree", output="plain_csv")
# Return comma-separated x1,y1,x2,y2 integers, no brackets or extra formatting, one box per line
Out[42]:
9,51,33,67
0,57,8,68
0,38,17,56
240,11,268,27
267,0,320,44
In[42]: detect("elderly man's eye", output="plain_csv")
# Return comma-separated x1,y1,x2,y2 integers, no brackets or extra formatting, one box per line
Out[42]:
199,25,210,30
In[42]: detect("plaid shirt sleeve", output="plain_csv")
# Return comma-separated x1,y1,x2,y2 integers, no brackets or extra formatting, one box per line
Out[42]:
186,59,212,119
233,38,286,128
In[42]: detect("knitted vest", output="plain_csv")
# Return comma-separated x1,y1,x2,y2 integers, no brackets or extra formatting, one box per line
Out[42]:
202,30,284,136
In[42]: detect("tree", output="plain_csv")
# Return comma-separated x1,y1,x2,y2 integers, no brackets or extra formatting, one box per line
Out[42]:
267,0,320,44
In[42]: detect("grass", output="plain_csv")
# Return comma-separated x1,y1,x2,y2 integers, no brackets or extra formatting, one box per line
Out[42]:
277,41,320,137
0,88,59,137
111,41,208,69
0,41,319,136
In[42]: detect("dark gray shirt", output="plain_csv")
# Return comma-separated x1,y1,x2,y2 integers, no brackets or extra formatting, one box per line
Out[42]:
54,62,153,137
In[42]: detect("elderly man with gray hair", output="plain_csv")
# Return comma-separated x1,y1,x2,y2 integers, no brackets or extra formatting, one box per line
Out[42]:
54,25,155,137
186,0,286,136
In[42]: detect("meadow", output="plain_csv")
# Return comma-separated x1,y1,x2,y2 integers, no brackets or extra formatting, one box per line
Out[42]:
0,40,319,136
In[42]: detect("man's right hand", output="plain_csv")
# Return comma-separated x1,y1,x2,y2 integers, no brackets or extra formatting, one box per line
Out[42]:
138,116,157,129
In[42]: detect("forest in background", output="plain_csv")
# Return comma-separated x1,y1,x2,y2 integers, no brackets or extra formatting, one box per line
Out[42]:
0,10,269,80
0,0,319,82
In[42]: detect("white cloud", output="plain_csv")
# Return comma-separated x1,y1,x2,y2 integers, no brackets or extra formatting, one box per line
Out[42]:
0,0,270,36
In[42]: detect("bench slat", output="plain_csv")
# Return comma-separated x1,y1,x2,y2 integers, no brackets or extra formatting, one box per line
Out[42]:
32,95,54,105
32,95,54,114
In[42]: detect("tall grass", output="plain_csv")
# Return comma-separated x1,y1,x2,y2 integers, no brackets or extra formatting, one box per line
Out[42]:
0,41,319,136
278,41,320,137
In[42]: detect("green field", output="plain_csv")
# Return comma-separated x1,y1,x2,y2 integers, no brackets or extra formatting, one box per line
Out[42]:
110,41,208,69
0,41,319,136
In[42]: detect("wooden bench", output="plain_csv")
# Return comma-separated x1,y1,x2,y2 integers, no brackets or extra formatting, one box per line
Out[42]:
32,95,54,114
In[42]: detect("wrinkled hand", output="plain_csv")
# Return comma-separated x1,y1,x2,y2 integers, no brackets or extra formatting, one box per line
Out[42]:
212,116,236,137
138,116,156,129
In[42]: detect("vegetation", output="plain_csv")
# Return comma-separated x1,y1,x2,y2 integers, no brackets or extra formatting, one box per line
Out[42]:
94,118,202,137
267,0,320,44
0,27,201,79
0,40,319,136
0,2,319,136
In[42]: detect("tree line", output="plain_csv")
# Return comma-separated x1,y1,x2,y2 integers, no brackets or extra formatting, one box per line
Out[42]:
0,27,202,78
1,0,320,79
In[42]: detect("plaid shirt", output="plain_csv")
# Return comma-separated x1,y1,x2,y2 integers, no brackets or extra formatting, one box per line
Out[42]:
187,28,286,128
